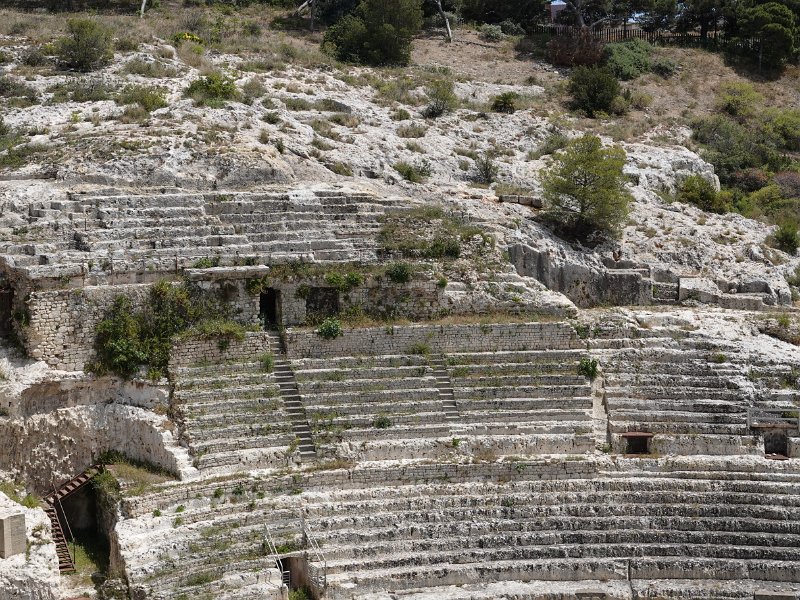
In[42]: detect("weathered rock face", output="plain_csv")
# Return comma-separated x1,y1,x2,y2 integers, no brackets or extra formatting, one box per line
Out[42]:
0,364,192,490
0,493,59,600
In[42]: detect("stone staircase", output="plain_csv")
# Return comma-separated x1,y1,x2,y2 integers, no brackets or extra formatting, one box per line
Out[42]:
274,359,318,461
267,331,317,461
430,354,459,421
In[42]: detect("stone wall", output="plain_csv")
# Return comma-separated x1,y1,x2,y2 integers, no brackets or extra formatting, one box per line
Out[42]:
169,332,274,369
509,243,653,308
273,277,443,326
284,322,581,359
21,278,262,372
23,284,151,372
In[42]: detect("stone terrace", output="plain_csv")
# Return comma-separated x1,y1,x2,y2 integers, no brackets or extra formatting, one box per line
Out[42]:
0,187,403,286
601,336,792,457
106,320,800,598
171,358,295,473
117,457,800,600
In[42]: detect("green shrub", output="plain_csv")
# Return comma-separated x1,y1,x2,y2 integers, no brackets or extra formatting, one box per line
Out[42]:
397,123,427,138
568,66,620,117
764,108,800,151
317,317,343,340
386,262,412,283
603,39,651,80
479,24,504,41
530,130,568,159
422,79,458,118
408,342,430,355
56,18,114,72
651,56,678,77
677,175,727,213
578,357,599,379
322,0,423,66
472,153,499,184
92,280,237,379
47,79,109,103
373,415,393,428
93,297,147,379
394,159,432,183
691,115,785,182
117,85,167,112
541,134,631,240
426,235,460,258
491,92,519,114
630,90,653,109
773,221,800,254
186,73,239,107
499,19,525,35
0,76,38,105
716,82,763,120
326,161,353,176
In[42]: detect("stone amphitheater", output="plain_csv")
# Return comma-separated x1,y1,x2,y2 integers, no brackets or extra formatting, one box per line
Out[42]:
0,10,798,600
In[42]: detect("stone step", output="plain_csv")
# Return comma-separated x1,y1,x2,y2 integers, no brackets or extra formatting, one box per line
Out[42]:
192,434,294,455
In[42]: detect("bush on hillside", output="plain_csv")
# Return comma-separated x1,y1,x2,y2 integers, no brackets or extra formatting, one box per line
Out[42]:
603,38,652,80
540,134,632,240
691,115,787,182
186,72,239,107
56,18,114,72
651,56,678,77
730,168,770,193
422,79,458,118
716,82,763,120
676,175,728,213
773,221,800,254
775,172,800,198
322,0,423,66
764,108,800,151
491,92,519,114
92,280,239,379
568,66,619,117
479,24,504,41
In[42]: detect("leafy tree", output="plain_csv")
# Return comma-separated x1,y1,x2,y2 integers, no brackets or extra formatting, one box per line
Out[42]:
676,0,721,39
322,0,424,66
56,18,114,72
635,0,677,31
738,2,797,65
568,66,620,116
541,134,632,239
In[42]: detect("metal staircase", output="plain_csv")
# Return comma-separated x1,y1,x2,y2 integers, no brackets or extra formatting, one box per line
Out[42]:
43,464,104,573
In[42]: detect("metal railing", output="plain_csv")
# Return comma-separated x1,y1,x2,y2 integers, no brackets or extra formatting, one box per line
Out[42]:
264,526,290,586
303,520,328,594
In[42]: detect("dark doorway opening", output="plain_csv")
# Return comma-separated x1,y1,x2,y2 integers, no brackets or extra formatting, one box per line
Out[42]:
260,289,280,329
59,484,110,581
764,429,789,458
0,287,13,337
622,432,652,455
305,287,339,321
